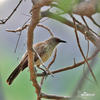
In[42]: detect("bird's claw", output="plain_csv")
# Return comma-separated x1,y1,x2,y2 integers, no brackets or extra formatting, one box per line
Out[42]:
42,70,48,79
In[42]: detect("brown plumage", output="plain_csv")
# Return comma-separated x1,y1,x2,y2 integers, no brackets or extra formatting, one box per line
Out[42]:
6,37,66,85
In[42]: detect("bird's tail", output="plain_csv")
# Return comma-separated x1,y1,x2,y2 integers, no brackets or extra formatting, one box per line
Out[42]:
6,64,21,85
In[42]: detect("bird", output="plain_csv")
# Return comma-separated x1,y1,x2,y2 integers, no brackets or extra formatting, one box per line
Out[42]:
6,37,66,85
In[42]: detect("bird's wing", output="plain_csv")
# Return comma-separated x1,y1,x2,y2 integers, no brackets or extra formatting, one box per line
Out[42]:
34,42,47,62
18,42,47,69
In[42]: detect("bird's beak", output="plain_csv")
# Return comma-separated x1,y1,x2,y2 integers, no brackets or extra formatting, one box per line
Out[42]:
59,39,67,43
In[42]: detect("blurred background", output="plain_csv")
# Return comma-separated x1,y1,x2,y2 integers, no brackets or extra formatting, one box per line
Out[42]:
0,0,100,100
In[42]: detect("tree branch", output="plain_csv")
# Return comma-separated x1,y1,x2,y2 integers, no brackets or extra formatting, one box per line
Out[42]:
72,15,97,84
27,0,53,100
41,11,100,48
0,0,23,24
27,5,41,100
71,49,99,99
41,93,70,100
37,52,97,77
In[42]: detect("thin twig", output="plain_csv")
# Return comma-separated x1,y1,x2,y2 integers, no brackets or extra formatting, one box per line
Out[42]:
86,40,89,58
71,49,99,99
47,48,57,69
6,24,29,32
0,0,23,24
40,76,45,87
82,66,94,85
41,92,70,99
89,16,100,28
70,15,98,37
82,40,90,81
70,15,82,25
72,15,97,84
41,11,99,47
14,18,30,53
40,48,57,87
6,18,30,53
38,20,56,89
81,16,99,37
33,47,52,76
81,16,89,29
40,17,49,23
37,52,97,77
82,38,93,84
37,24,54,37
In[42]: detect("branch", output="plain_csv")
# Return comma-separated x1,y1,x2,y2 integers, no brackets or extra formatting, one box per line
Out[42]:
81,16,99,37
6,24,54,37
37,52,97,77
40,48,57,87
51,0,100,28
6,24,54,55
51,0,98,17
6,24,29,32
0,0,23,24
27,0,53,100
27,5,41,100
41,93,70,100
89,16,100,28
71,49,99,99
37,24,54,37
6,18,30,53
47,48,57,69
72,15,97,84
41,11,100,48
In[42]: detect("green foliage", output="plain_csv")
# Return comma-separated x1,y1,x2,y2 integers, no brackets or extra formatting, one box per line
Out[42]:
96,0,100,12
57,0,79,13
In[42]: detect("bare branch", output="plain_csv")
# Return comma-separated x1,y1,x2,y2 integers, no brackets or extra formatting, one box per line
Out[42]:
71,15,97,84
41,92,71,100
40,48,57,87
27,5,41,100
81,16,99,37
27,0,53,100
41,11,100,48
37,24,54,37
14,18,31,53
40,76,45,87
0,0,23,24
86,40,89,58
47,48,57,69
6,24,54,37
89,16,100,28
37,52,97,77
6,24,29,32
72,49,99,99
6,18,30,53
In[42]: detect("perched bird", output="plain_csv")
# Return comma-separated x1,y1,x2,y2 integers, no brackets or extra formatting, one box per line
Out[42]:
6,37,66,85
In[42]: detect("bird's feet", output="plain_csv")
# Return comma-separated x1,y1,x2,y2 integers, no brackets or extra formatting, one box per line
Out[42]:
42,70,48,79
42,68,54,79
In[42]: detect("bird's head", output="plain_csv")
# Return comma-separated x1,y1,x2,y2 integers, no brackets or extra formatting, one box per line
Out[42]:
46,37,66,48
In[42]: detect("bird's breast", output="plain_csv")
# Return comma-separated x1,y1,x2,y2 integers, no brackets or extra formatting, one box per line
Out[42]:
35,47,53,66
